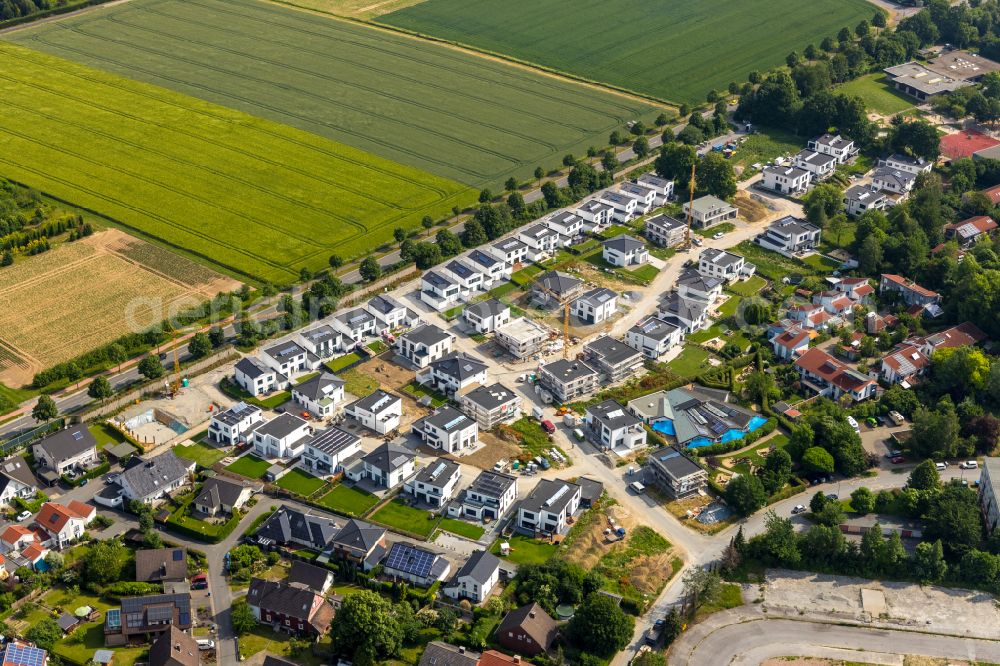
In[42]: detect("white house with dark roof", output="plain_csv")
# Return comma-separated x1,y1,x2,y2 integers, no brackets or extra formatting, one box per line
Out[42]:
119,450,195,504
583,335,644,382
658,291,709,333
756,216,821,255
420,270,461,312
626,316,683,359
584,399,647,452
383,542,451,587
297,325,342,360
463,298,511,334
302,426,361,475
333,308,377,344
263,340,312,379
487,238,528,267
643,446,707,498
32,425,99,476
602,234,648,267
808,133,857,163
538,359,600,403
346,390,402,435
397,324,454,369
292,372,346,418
352,443,414,489
518,223,561,261
636,173,674,205
571,287,618,325
208,401,263,446
531,270,585,308
366,294,414,331
872,167,917,197
412,405,479,455
683,195,736,229
447,470,517,522
416,351,488,397
443,550,501,604
575,199,614,232
880,153,932,175
644,213,686,248
252,413,311,460
442,259,485,298
676,270,723,303
599,190,638,222
460,383,521,430
517,479,581,536
698,248,754,282
0,457,37,505
761,164,812,194
544,211,583,241
844,185,888,217
794,149,838,179
193,476,254,516
404,457,461,508
234,357,279,397
466,248,508,285
618,182,655,214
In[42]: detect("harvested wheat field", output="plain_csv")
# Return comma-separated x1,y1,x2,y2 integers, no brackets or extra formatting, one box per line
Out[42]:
0,229,239,386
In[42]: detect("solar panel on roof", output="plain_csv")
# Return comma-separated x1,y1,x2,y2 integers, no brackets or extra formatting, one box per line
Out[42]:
172,549,183,561
443,416,466,430
106,609,121,629
429,462,447,481
73,431,83,440
660,451,680,461
545,485,570,507
4,644,47,666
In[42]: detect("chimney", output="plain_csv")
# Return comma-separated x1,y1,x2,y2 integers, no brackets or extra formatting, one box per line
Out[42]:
528,611,535,619
513,658,520,664
459,647,465,654
174,643,181,652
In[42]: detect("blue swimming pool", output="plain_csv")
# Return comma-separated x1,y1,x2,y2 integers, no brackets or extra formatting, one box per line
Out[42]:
685,416,770,448
650,419,675,436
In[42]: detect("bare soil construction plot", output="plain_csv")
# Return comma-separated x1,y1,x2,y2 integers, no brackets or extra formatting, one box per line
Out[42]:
762,569,1000,640
0,229,239,386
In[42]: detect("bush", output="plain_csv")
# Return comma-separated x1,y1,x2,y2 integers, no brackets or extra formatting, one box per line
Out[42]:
104,581,163,599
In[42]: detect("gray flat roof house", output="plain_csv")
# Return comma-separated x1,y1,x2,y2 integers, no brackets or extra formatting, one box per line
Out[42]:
583,335,644,382
643,445,708,499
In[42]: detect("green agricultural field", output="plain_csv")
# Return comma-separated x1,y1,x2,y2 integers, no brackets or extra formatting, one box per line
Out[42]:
8,0,655,190
0,43,466,283
380,0,878,104
838,73,915,116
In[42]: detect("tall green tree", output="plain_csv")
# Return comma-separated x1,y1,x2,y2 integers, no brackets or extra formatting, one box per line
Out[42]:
725,473,767,517
138,355,164,380
188,332,211,359
566,593,635,658
31,395,58,423
332,591,403,663
697,152,736,199
87,376,113,402
359,257,382,283
913,540,948,583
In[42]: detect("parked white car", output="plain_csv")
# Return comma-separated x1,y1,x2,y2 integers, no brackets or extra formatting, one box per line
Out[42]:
15,511,31,522
959,460,979,470
935,462,948,471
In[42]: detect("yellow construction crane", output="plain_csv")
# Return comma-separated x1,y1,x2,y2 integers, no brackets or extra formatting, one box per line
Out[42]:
529,263,578,360
171,333,182,396
684,162,697,250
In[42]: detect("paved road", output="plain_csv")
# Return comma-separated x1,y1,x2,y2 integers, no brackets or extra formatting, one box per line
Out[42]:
672,612,1000,666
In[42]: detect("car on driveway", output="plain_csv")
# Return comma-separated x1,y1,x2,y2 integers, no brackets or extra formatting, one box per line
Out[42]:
15,511,31,522
826,493,838,501
960,460,979,469
712,231,724,240
891,455,906,464
791,505,806,515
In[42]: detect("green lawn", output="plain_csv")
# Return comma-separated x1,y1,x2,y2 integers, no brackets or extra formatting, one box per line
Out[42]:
486,282,520,300
717,295,742,318
727,275,766,297
238,626,330,665
801,254,840,272
315,483,379,516
339,368,379,398
87,422,128,450
372,500,441,538
276,468,327,496
220,378,290,409
225,454,271,479
490,533,558,565
367,340,390,354
400,381,450,407
174,440,228,468
687,323,753,351
438,518,486,540
511,264,544,286
837,73,915,116
624,263,659,283
694,222,736,238
666,345,715,377
326,352,363,373
382,0,876,104
696,582,744,620
509,417,568,459
731,127,803,169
